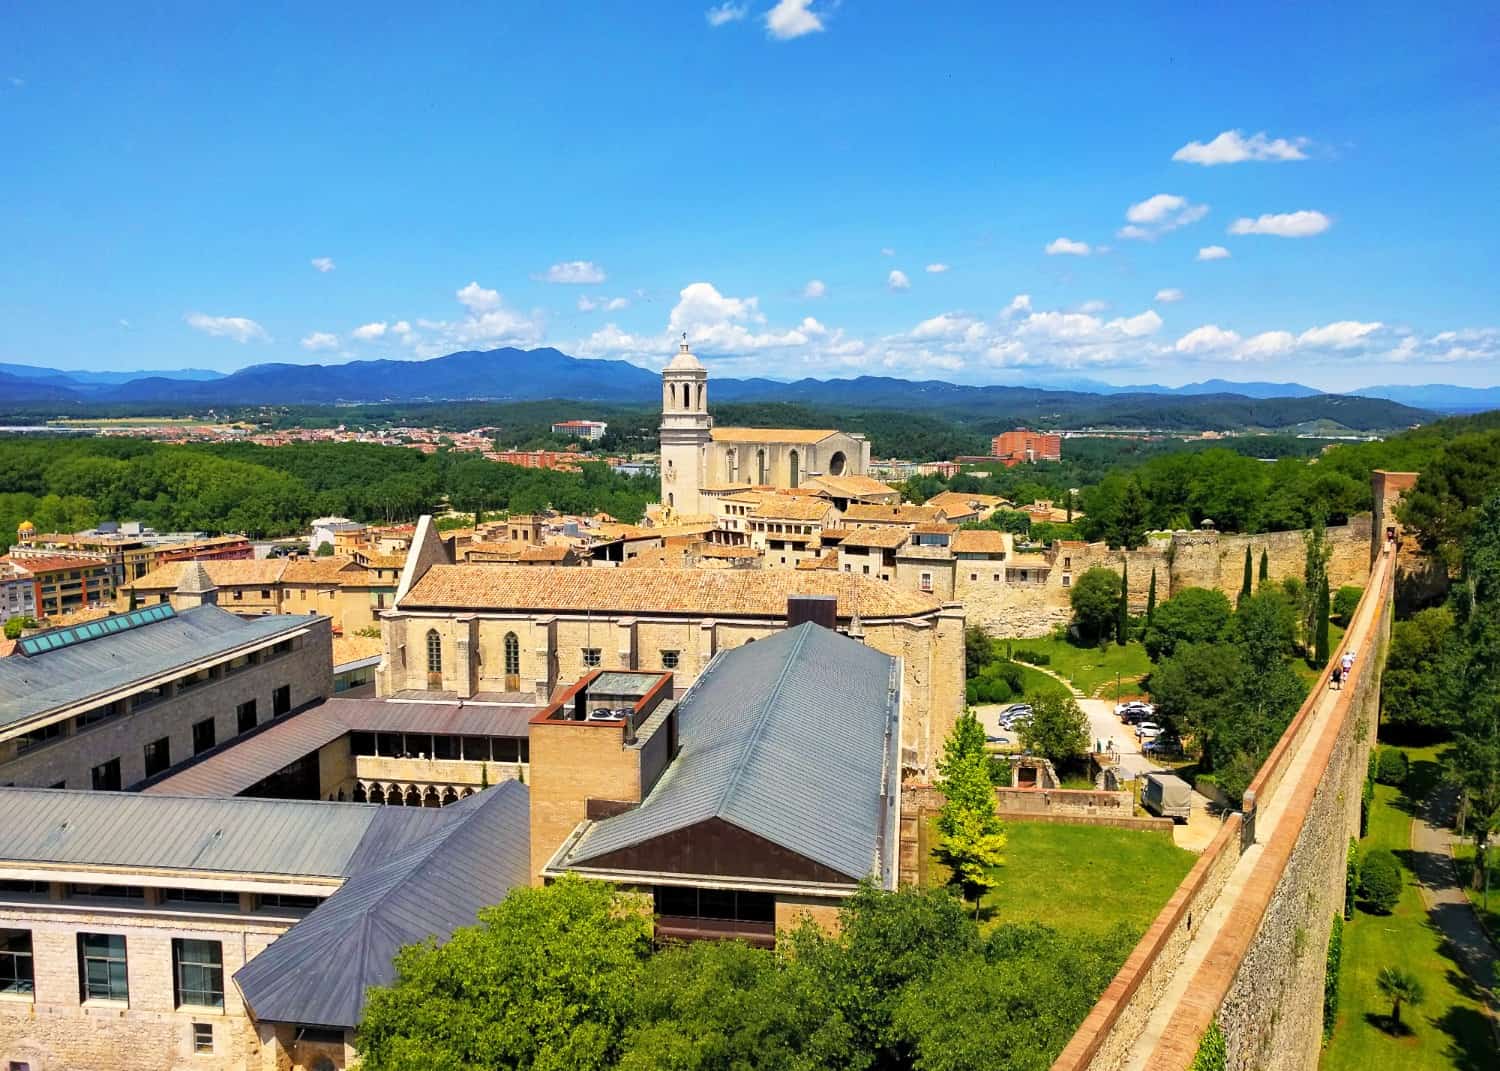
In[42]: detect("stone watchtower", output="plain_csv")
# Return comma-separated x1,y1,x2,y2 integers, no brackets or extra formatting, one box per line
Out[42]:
659,335,711,517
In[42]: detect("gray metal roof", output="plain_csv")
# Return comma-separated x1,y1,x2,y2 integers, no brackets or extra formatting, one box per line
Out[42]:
563,622,899,883
0,788,387,878
145,697,538,798
0,604,313,731
234,781,531,1029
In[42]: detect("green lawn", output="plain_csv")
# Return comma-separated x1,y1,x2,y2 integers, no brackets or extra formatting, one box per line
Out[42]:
928,821,1195,936
1321,757,1498,1071
1013,662,1073,701
1006,636,1153,697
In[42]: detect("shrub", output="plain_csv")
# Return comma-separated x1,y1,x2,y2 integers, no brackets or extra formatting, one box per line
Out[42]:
1344,839,1358,920
1012,649,1051,667
1375,748,1409,786
1332,585,1364,622
1323,914,1343,1039
1190,1022,1226,1071
1358,848,1402,914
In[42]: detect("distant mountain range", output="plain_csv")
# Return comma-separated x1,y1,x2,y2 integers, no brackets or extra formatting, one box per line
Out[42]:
0,348,1490,429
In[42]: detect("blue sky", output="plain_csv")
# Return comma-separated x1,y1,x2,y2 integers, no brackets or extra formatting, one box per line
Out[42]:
2,1,1497,389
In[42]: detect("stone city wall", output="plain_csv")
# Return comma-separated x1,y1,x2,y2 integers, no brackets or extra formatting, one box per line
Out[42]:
962,515,1373,638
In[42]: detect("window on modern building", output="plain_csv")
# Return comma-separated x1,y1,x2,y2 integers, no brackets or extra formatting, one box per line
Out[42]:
661,650,680,670
143,737,171,778
162,888,239,907
192,1022,214,1055
0,929,33,996
582,648,602,668
652,885,774,924
273,685,291,716
77,933,129,1003
172,939,224,1009
255,893,321,912
237,699,258,734
0,880,49,897
15,721,65,755
90,758,122,791
191,718,216,755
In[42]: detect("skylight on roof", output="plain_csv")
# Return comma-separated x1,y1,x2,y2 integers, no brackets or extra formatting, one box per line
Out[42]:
16,602,177,657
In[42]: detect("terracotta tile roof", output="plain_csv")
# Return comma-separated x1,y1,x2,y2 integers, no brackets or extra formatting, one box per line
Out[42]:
750,496,836,522
2,553,111,574
951,530,1009,554
401,565,941,619
924,491,1008,514
795,550,840,571
804,474,898,498
819,527,853,541
838,528,910,549
282,558,363,584
121,559,288,591
700,545,761,559
710,427,840,444
842,504,945,526
332,633,384,667
518,545,574,562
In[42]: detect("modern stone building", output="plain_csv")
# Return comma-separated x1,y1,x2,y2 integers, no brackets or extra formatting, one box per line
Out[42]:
0,783,528,1071
0,582,332,792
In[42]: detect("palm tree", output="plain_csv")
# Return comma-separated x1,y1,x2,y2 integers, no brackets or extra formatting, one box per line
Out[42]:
1375,966,1425,1029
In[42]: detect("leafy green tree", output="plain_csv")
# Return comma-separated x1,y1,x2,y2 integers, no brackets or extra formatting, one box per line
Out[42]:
3,615,38,640
1375,966,1425,1030
1382,607,1455,737
357,876,651,1071
1332,585,1364,623
1116,559,1130,645
1313,577,1331,667
1239,546,1253,605
1142,587,1232,661
1232,589,1297,672
1375,748,1409,786
935,712,1006,910
1018,691,1090,767
965,626,995,680
1145,566,1157,621
1358,849,1402,914
1302,515,1332,647
1069,568,1121,647
315,541,334,557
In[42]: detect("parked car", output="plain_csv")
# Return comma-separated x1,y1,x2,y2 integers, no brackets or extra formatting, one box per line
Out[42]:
1135,722,1162,741
1001,703,1033,718
1117,701,1154,724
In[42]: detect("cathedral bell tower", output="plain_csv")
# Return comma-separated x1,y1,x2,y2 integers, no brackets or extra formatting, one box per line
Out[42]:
659,334,711,517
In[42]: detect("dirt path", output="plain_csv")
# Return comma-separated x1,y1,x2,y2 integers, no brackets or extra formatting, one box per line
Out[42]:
1410,785,1500,1042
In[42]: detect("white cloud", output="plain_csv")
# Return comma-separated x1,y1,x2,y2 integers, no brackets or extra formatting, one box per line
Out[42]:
1112,309,1164,337
1046,237,1091,256
301,331,340,351
1297,320,1382,348
1173,130,1310,166
705,2,747,26
1228,211,1331,238
578,295,630,312
1077,299,1109,314
184,313,269,343
1197,245,1232,261
1155,288,1184,303
925,263,950,273
887,270,911,291
352,321,388,340
1174,324,1241,353
803,279,827,299
1238,331,1296,358
880,247,896,257
456,281,501,313
391,320,413,338
1003,294,1032,317
118,318,130,328
310,257,335,273
766,0,823,39
535,260,607,284
1120,194,1209,239
669,281,764,333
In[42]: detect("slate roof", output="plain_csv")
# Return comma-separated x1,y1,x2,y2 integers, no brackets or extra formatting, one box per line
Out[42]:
0,604,314,731
561,623,900,885
145,697,538,798
234,782,530,1029
0,788,386,878
399,565,941,619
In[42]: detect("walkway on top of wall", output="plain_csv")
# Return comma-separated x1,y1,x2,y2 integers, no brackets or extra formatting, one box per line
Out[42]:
1122,551,1393,1071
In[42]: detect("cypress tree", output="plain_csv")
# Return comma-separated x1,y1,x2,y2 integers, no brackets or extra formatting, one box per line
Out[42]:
1314,577,1331,666
1117,560,1130,645
1259,547,1270,585
1239,545,1253,605
1146,566,1158,621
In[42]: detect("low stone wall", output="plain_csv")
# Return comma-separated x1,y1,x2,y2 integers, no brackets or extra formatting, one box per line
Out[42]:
994,786,1138,820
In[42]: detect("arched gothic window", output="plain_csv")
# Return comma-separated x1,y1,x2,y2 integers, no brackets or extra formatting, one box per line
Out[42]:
756,449,767,485
426,629,442,676
789,450,800,488
504,631,521,681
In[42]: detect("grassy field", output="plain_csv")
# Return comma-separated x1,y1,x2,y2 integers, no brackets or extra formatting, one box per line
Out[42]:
1013,662,1073,701
1322,749,1497,1071
1006,636,1153,697
928,820,1195,936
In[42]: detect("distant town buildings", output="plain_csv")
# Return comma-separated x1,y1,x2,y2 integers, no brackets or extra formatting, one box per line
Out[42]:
991,428,1062,466
550,419,608,441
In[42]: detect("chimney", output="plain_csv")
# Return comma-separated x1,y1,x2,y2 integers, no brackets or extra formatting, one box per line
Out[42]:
787,594,837,631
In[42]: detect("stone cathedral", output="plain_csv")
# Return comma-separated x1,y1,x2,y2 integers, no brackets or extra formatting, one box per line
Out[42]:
657,337,872,516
